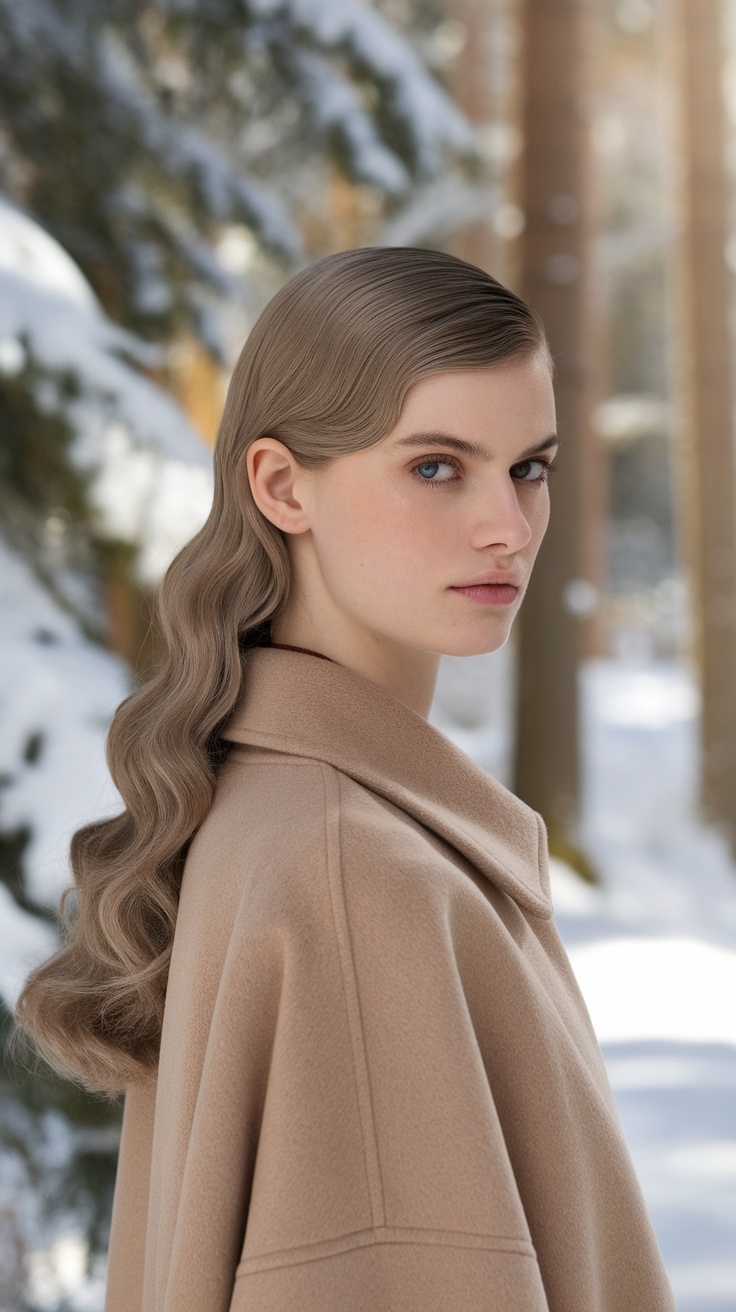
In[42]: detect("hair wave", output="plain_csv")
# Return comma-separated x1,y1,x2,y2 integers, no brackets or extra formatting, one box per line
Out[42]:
12,246,550,1095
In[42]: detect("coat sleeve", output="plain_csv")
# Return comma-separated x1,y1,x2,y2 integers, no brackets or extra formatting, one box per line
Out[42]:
226,764,550,1312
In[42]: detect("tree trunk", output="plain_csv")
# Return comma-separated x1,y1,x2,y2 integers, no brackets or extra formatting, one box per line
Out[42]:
448,0,506,276
670,0,736,853
511,0,598,879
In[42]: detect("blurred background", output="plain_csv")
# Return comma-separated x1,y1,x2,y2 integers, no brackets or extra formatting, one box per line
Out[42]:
1,0,736,1307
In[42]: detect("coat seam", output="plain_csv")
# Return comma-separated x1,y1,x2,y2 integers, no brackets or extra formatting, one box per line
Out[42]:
234,1224,537,1277
320,764,386,1229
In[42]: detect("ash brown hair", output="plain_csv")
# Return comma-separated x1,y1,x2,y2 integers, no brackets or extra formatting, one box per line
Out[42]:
13,246,550,1095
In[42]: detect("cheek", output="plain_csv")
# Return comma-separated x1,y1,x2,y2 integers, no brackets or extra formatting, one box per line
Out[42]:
315,475,435,588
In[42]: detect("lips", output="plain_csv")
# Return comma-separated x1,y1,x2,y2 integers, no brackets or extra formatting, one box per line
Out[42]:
449,581,519,606
451,573,521,588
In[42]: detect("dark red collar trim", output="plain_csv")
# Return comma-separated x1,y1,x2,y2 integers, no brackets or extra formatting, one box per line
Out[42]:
268,642,336,664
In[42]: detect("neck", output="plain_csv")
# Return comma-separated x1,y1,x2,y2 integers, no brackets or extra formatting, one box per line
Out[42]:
268,623,441,719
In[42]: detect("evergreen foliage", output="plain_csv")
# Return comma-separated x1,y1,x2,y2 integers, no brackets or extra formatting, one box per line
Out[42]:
0,0,471,347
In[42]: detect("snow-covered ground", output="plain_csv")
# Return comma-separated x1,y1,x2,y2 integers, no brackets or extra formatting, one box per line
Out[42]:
573,660,736,1312
435,651,736,1312
3,649,735,1310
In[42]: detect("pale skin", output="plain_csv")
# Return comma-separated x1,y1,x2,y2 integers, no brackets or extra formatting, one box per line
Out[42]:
247,350,558,720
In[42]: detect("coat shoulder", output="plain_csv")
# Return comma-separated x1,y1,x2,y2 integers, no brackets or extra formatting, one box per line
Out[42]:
182,747,459,940
181,749,334,926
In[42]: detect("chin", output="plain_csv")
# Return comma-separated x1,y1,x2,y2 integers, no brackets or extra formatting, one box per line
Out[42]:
431,626,513,659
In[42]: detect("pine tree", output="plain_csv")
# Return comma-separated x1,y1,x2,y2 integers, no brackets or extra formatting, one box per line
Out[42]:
0,0,472,346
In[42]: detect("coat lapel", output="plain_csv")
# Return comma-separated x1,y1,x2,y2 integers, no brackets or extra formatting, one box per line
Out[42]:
221,646,553,919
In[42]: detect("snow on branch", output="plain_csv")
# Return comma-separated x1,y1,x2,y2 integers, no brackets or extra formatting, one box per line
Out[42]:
377,176,503,247
248,0,474,173
0,538,129,930
0,198,210,467
289,48,408,192
98,34,301,257
0,199,214,589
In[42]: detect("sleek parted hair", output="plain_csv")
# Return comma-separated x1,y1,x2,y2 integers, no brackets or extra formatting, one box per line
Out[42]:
13,246,550,1095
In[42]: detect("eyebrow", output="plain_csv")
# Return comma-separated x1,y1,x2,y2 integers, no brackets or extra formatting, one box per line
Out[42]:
392,431,560,463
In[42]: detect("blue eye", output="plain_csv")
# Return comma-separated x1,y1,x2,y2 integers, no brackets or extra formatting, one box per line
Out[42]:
410,456,461,487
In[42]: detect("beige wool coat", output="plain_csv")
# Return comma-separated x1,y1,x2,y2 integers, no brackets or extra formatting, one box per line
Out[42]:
105,645,676,1312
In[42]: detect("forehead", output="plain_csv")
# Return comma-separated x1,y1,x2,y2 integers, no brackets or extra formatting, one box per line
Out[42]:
386,359,557,453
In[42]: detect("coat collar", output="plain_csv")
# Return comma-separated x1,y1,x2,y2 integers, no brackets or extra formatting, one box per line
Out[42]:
221,646,553,919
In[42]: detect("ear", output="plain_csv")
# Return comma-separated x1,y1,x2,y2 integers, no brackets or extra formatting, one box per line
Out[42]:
246,437,312,535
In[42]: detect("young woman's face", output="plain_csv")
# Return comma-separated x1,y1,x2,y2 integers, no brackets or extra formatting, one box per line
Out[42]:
294,352,558,658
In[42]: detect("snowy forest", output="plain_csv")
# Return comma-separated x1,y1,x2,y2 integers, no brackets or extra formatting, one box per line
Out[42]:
1,0,736,1308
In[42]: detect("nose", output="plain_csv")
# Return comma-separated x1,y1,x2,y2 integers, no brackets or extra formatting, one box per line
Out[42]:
469,474,534,553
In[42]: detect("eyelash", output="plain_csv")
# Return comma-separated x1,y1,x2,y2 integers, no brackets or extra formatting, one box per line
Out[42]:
408,454,559,489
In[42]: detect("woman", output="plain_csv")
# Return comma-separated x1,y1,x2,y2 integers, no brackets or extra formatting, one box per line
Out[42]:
14,247,675,1311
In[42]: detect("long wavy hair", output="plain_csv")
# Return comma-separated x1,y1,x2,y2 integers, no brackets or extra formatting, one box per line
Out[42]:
12,246,550,1096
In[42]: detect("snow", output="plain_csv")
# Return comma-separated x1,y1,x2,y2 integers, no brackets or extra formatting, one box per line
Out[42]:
98,34,301,258
290,48,409,193
435,654,736,1312
569,660,736,1309
566,934,736,1046
0,199,215,587
376,176,502,247
0,1095,115,1312
249,0,473,170
0,198,97,312
0,539,130,919
87,423,214,587
0,883,58,1009
0,197,211,468
26,1233,106,1312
